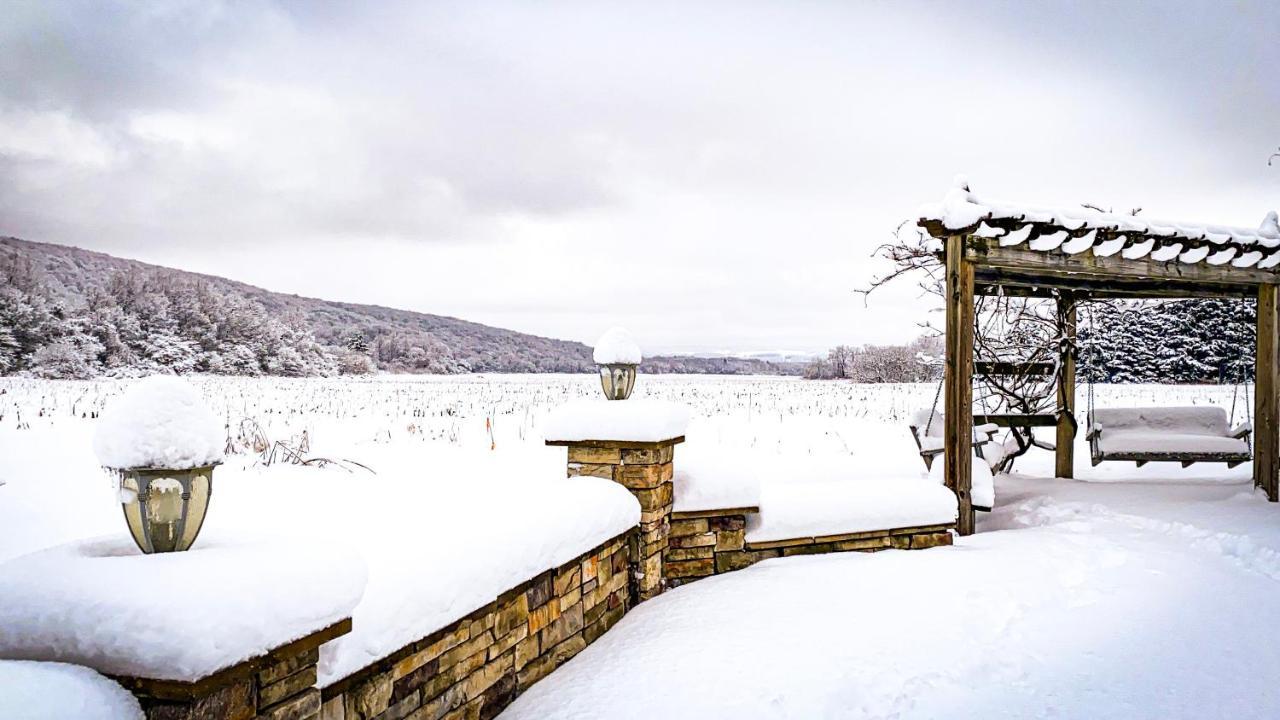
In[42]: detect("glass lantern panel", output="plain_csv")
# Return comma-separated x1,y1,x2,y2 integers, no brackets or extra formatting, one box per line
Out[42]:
177,473,211,550
145,477,184,552
120,476,149,553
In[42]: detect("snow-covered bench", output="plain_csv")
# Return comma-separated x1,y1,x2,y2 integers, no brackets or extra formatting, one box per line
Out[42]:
908,409,999,471
1087,407,1252,468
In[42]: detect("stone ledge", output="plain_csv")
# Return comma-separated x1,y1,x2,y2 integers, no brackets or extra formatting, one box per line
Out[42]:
113,619,352,703
746,524,955,551
544,436,685,450
671,506,760,520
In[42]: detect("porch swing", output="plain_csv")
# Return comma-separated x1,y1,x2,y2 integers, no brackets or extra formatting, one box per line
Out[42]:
1083,304,1254,469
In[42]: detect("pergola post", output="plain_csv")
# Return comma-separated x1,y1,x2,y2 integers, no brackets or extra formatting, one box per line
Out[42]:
1255,283,1279,501
1055,292,1077,479
944,234,975,535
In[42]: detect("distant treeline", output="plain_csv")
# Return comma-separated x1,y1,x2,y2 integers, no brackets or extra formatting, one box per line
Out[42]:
0,237,803,379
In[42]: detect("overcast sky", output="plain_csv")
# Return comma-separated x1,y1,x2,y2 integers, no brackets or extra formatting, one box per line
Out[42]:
2,1,1277,355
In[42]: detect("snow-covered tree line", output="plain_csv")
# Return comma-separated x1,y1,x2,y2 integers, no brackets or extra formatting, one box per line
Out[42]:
804,336,944,381
0,254,353,379
1078,298,1255,384
808,299,1255,385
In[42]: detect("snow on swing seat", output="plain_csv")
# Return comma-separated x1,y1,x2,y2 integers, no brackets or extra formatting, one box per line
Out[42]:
1088,407,1251,466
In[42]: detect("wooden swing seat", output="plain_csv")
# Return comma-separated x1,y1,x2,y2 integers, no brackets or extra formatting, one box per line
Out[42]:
1087,407,1252,468
908,410,1000,471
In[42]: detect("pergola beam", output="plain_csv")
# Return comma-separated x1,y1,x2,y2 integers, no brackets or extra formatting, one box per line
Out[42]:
969,241,1265,297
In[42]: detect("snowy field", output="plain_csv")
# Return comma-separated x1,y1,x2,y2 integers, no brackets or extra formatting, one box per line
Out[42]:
1,374,1276,718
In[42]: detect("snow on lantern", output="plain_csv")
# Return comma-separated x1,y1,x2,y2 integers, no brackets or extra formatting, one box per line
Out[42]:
594,327,642,400
93,376,225,553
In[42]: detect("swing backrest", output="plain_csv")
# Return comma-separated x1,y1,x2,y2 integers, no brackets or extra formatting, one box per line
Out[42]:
1090,407,1232,438
910,408,942,438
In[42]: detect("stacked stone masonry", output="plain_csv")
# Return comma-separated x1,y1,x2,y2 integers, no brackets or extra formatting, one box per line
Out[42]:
559,439,680,601
118,620,350,720
117,433,959,720
666,510,954,587
319,530,632,720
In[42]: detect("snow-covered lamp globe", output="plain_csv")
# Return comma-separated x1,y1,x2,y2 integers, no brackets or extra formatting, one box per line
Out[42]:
93,376,225,553
594,327,642,400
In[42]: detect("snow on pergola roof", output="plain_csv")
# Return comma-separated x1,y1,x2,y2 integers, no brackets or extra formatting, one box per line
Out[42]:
919,176,1280,271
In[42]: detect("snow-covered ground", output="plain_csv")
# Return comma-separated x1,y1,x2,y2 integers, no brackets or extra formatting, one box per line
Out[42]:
504,465,1280,719
1,374,1273,717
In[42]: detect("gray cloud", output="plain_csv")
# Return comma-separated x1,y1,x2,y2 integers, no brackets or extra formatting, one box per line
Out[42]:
1,0,1277,353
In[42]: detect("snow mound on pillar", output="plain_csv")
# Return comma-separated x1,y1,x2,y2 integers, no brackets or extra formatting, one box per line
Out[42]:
93,376,225,470
543,400,689,443
0,660,143,720
592,327,643,365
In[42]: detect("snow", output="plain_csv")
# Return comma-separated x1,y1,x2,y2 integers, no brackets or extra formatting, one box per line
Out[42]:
0,660,143,720
6,375,1279,715
1091,406,1239,435
919,179,1280,268
920,456,995,510
92,376,224,470
542,399,690,443
1091,407,1251,456
1060,229,1096,254
314,470,639,685
502,467,1280,720
672,441,763,512
592,327,642,365
0,535,366,681
746,472,957,542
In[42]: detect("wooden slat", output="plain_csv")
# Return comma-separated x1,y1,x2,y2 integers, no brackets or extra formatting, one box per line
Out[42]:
945,234,975,536
1056,292,1077,479
975,360,1056,376
1256,284,1278,500
974,414,1057,428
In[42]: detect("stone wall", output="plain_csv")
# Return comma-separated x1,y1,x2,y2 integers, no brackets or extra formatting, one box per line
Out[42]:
116,620,350,720
666,510,953,587
115,431,960,720
319,530,632,720
554,438,680,601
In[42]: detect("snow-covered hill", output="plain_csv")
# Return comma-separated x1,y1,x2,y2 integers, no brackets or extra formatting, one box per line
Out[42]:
0,237,802,378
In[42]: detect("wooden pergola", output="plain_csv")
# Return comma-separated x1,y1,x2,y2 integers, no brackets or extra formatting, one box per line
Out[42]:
919,183,1280,535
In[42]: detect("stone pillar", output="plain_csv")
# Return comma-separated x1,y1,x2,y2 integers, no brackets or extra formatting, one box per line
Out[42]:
115,619,351,720
549,437,683,601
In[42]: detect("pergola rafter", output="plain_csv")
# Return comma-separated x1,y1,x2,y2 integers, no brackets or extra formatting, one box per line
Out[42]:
918,180,1280,535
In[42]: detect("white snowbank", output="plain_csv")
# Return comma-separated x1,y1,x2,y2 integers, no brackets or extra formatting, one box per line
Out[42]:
503,471,1280,720
93,376,224,470
315,471,640,685
0,536,366,681
672,443,763,512
0,660,143,720
927,456,996,510
746,477,957,543
593,327,642,365
542,399,690,443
